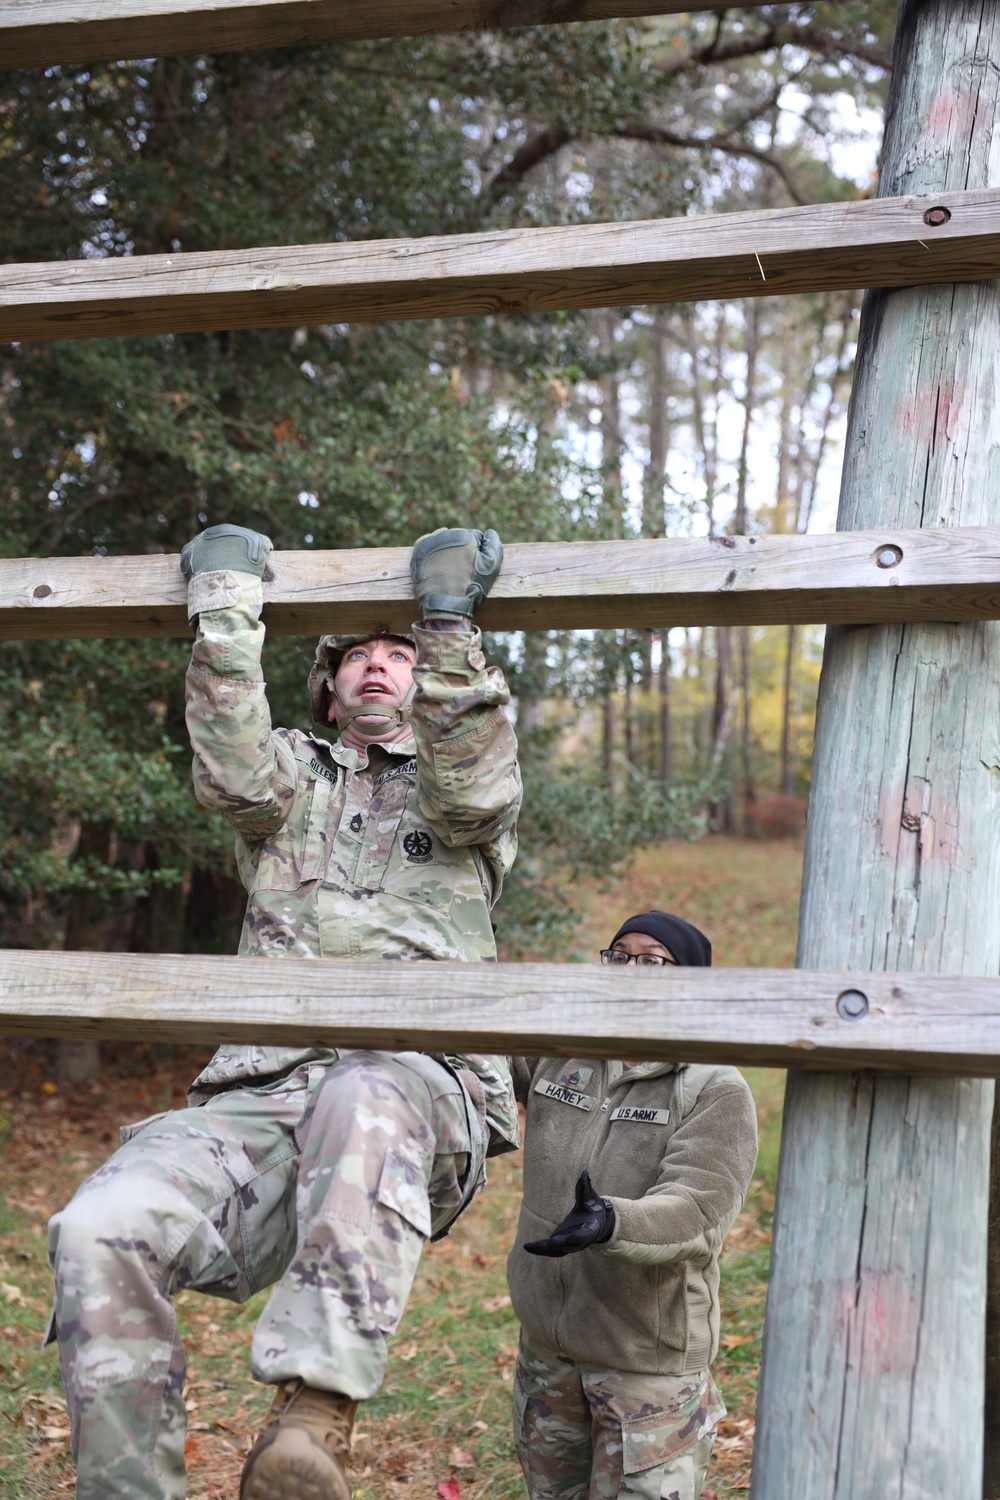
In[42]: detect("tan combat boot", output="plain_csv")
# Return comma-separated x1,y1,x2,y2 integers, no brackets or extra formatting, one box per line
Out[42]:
240,1378,357,1500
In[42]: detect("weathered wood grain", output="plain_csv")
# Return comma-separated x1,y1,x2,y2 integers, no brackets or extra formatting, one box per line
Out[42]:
753,5,1000,1499
2,188,998,343
1,0,771,71
4,950,1000,1077
5,526,1000,641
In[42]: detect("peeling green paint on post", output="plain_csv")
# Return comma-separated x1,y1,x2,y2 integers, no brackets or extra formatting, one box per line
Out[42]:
752,3,1000,1497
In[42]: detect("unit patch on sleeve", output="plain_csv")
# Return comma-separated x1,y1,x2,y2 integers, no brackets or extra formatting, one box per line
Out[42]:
534,1078,596,1112
609,1105,670,1125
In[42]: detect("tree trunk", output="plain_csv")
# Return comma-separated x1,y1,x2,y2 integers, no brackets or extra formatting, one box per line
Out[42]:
623,637,635,769
683,306,721,534
798,297,853,536
775,309,796,535
658,629,672,783
779,623,797,796
734,300,759,537
600,634,616,783
733,303,758,825
691,627,705,755
739,626,756,831
183,865,247,954
643,311,668,540
58,818,112,1083
130,842,187,954
601,692,614,783
752,5,1000,1497
599,311,624,538
515,632,548,747
709,626,735,826
598,313,624,787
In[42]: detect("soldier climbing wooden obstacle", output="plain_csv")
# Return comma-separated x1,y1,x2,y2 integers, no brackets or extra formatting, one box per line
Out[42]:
46,522,522,1500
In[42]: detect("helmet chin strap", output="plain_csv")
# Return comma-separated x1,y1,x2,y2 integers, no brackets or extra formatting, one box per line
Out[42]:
327,682,416,739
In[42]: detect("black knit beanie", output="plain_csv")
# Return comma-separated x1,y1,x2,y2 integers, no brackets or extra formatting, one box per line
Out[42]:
608,910,712,967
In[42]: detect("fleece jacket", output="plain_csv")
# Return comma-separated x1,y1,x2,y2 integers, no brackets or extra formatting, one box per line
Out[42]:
506,1056,758,1375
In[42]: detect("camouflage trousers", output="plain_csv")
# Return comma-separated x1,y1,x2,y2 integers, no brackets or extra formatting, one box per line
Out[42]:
513,1331,725,1500
47,1050,486,1500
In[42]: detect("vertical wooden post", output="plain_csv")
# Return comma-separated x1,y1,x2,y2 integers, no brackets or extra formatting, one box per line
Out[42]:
988,1099,1000,1496
752,3,1000,1497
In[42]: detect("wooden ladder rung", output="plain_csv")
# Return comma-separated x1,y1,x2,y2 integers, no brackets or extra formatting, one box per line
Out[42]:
2,949,999,1078
2,189,998,343
3,528,1000,641
0,0,790,73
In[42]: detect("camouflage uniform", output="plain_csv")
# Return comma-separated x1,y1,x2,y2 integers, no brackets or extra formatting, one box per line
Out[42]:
48,570,521,1499
514,1331,724,1500
508,1057,758,1500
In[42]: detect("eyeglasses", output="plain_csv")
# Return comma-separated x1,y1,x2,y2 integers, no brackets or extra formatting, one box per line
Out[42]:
600,949,677,968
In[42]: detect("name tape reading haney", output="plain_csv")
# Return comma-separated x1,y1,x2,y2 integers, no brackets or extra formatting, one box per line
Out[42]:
535,1079,597,1112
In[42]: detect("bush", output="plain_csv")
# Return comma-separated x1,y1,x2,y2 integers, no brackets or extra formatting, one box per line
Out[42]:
746,793,807,840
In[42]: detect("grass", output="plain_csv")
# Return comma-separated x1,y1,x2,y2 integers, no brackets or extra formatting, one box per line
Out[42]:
570,835,804,969
0,835,803,1499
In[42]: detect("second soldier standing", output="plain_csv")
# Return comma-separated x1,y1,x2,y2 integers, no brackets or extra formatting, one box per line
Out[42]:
508,911,758,1500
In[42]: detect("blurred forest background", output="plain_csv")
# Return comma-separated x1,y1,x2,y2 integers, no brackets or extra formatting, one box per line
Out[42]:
0,2,895,1006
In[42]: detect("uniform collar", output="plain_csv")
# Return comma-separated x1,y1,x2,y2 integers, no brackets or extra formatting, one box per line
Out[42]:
308,727,416,772
608,1059,685,1090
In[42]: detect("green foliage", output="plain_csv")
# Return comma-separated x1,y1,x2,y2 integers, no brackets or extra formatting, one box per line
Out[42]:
0,639,225,941
0,8,898,953
497,757,720,957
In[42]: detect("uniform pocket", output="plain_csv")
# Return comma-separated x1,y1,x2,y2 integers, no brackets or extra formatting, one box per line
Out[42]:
253,776,323,892
354,777,410,891
299,777,333,881
620,1412,696,1500
622,1409,699,1474
377,809,481,916
618,1373,723,1500
375,1147,432,1238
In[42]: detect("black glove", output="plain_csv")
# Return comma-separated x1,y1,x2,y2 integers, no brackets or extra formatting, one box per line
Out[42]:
180,523,272,580
410,527,503,621
524,1170,616,1258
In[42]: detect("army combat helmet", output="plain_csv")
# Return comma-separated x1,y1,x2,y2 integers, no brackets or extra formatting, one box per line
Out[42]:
308,631,417,737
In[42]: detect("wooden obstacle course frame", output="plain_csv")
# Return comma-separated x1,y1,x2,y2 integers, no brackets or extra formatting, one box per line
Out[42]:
5,525,1000,639
1,187,996,343
2,0,803,71
3,950,1000,1079
6,0,1000,1493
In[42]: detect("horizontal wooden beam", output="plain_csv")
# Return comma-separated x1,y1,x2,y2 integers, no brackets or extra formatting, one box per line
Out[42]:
4,527,1000,641
2,950,999,1078
3,189,998,343
1,0,776,72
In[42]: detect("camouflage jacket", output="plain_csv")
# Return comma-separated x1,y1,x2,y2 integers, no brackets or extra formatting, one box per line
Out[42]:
183,569,522,1151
